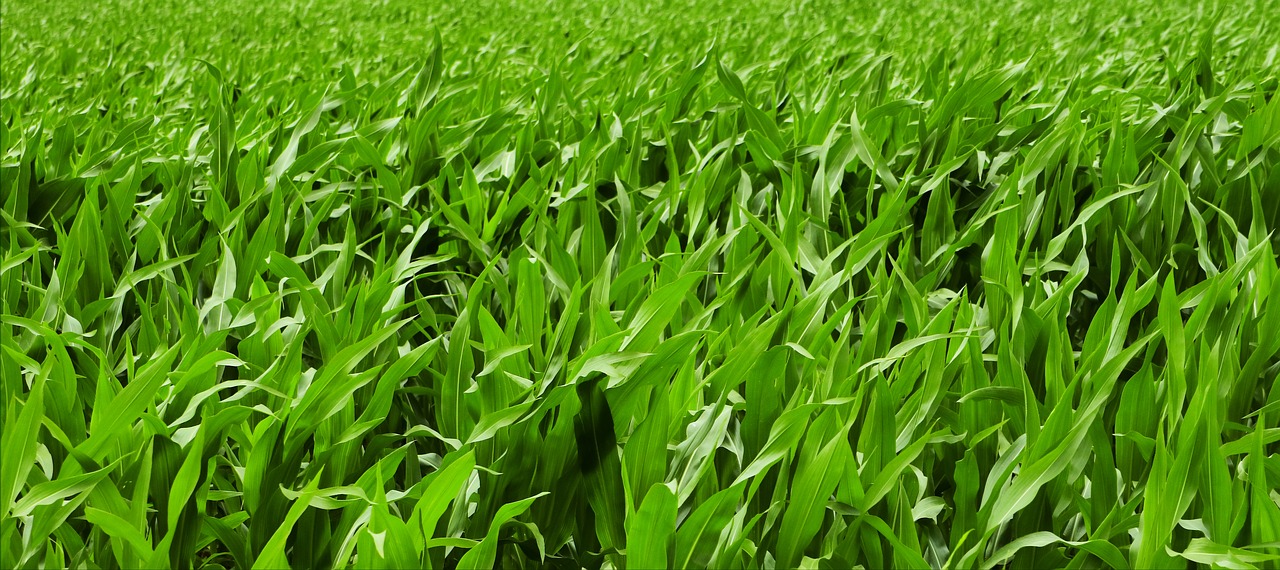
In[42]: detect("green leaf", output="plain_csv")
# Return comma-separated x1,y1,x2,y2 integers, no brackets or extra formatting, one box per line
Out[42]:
627,484,677,570
456,493,548,570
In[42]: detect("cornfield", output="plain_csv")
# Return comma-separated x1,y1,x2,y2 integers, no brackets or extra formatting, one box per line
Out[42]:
2,0,1280,568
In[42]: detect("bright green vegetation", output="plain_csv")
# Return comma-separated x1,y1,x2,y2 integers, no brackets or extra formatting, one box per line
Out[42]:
3,0,1280,567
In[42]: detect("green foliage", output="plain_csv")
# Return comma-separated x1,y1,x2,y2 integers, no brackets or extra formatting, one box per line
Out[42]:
3,0,1280,568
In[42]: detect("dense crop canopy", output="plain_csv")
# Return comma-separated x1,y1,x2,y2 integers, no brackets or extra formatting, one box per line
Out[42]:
3,0,1280,568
